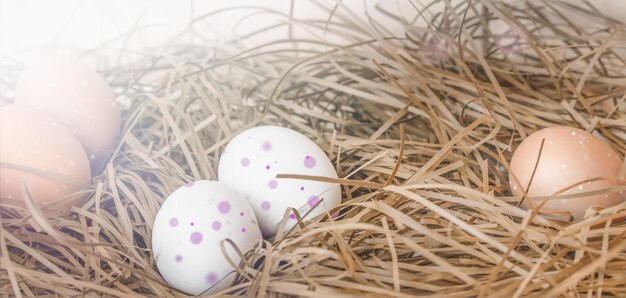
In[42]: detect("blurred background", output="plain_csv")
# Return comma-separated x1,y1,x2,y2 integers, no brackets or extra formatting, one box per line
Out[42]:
2,0,624,65
1,0,624,92
0,0,423,64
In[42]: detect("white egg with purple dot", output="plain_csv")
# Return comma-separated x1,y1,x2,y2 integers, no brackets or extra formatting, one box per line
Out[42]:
218,126,341,236
151,180,261,295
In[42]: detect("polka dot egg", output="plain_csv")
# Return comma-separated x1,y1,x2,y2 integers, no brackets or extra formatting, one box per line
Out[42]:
151,180,260,295
218,126,341,236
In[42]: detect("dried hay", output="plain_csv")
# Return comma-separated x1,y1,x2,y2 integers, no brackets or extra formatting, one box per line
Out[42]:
1,0,625,297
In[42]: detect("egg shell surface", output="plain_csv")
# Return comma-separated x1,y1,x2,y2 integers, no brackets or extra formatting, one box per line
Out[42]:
218,126,341,236
14,55,121,161
0,106,91,210
509,126,625,221
151,180,261,295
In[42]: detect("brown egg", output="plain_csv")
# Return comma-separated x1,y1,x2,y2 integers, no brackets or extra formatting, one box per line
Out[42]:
14,55,120,161
509,126,625,221
0,106,91,210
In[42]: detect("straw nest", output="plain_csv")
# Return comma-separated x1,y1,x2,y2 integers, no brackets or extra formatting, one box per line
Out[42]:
1,0,625,297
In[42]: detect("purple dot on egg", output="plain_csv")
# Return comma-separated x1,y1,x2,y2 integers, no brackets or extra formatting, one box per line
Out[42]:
268,180,278,189
175,255,183,262
307,195,320,208
300,186,304,191
241,227,247,233
169,217,179,227
218,201,231,214
240,157,250,167
304,155,316,168
190,232,203,244
262,141,272,151
261,201,271,211
184,181,194,187
212,221,222,231
240,211,245,216
206,272,218,284
266,165,270,170
190,222,194,226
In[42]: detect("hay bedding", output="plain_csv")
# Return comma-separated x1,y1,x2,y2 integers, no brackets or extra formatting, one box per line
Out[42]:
1,0,625,297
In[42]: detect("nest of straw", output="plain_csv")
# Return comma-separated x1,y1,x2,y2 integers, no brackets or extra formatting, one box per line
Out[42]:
1,0,625,297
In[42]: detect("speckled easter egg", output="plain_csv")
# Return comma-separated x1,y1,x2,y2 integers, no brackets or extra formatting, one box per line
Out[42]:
0,105,91,211
218,126,341,236
509,126,625,221
151,180,261,295
14,55,121,161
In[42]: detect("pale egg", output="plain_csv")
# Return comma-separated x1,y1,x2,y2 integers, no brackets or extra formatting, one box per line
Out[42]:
509,126,625,221
151,180,261,295
0,106,91,211
218,126,341,236
14,55,121,161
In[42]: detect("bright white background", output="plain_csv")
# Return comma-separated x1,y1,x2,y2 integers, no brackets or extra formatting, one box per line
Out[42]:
1,0,623,64
0,0,421,64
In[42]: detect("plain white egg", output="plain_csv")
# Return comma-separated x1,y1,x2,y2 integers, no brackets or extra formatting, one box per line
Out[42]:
151,180,261,295
218,126,341,236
